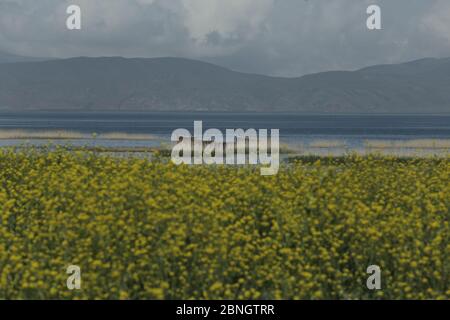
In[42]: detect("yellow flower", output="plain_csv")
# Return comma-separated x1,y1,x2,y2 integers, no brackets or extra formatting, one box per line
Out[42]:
0,148,448,300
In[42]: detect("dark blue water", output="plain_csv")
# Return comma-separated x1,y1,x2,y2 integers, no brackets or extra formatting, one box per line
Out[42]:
0,112,449,138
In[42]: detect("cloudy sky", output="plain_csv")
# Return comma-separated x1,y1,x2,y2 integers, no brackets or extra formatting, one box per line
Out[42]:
1,0,450,76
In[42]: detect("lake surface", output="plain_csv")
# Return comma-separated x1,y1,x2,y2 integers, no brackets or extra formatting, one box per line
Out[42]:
1,112,449,136
0,112,449,155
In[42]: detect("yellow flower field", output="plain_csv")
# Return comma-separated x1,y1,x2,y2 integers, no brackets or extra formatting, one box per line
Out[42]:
0,148,448,299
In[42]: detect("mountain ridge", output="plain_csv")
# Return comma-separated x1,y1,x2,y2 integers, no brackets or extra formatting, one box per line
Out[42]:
0,56,449,113
0,51,50,64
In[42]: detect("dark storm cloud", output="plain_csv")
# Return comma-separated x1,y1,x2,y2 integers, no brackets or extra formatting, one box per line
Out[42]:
1,0,449,76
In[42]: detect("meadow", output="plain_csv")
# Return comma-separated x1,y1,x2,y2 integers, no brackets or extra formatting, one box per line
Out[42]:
0,147,448,299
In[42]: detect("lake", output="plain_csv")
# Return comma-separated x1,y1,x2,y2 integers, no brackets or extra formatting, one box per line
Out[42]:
0,112,449,155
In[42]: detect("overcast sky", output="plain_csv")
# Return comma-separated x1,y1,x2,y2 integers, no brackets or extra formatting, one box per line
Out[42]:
1,0,450,76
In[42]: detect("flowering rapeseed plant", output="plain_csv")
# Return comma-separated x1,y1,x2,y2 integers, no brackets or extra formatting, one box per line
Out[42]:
0,148,448,299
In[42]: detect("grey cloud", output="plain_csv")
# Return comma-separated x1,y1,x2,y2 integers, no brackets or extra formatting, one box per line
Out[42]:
0,0,450,76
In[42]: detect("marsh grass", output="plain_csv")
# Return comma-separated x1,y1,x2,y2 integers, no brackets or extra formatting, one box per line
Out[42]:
365,139,450,149
0,129,159,141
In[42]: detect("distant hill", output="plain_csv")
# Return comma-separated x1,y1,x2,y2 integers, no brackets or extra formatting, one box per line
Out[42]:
0,51,49,64
0,56,449,113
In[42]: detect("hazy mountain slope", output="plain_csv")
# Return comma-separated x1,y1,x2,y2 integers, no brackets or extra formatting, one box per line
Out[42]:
0,51,49,64
0,56,449,113
288,58,450,113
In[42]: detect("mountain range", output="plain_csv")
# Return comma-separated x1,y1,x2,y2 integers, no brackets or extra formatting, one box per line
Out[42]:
0,55,449,113
0,51,49,64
